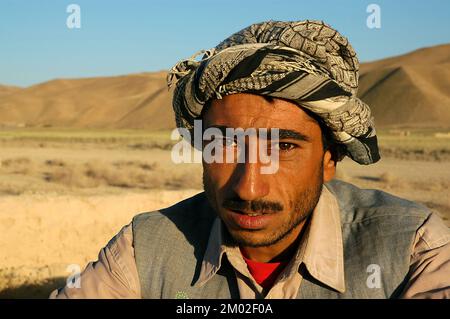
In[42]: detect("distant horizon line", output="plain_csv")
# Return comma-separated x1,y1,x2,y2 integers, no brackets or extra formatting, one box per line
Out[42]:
2,41,449,89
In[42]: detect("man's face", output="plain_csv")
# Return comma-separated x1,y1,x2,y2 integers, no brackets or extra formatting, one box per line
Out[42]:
202,93,335,247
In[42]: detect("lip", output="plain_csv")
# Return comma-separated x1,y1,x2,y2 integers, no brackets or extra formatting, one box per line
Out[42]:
225,208,275,230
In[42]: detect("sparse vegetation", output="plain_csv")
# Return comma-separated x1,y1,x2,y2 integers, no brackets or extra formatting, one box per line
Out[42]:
0,157,202,194
377,128,450,161
378,172,398,184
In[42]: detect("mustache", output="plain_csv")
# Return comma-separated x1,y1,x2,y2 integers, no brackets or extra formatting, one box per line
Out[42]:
222,198,284,214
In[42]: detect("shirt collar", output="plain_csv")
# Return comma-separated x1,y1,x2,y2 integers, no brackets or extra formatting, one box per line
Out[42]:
302,184,345,293
194,184,345,293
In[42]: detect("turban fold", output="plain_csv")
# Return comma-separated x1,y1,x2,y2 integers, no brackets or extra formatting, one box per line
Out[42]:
167,20,380,165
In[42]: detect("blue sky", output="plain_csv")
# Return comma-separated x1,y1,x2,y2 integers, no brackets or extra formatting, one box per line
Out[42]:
1,0,450,87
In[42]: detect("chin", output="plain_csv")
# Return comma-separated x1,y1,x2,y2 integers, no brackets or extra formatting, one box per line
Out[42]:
228,229,276,247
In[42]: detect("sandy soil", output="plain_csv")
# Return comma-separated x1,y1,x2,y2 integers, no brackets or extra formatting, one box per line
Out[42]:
0,189,200,298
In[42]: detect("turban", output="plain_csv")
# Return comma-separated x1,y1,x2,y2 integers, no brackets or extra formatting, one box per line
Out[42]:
167,20,380,165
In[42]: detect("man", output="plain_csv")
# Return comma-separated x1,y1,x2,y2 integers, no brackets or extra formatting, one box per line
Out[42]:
51,20,450,299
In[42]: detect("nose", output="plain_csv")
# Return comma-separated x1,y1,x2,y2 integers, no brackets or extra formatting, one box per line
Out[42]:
231,161,270,201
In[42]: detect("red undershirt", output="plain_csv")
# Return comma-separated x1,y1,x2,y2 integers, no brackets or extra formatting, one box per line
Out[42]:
240,248,289,290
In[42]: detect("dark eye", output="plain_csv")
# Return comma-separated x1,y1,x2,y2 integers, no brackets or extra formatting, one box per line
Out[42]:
277,142,296,151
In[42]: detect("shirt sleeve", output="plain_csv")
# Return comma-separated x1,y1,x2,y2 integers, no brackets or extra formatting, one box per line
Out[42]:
49,223,141,299
400,213,450,299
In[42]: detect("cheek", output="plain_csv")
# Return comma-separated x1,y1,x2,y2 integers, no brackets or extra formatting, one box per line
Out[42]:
273,156,322,195
203,162,234,189
277,155,321,182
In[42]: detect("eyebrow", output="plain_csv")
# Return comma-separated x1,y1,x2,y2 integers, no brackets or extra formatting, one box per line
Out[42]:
204,125,311,142
278,129,311,142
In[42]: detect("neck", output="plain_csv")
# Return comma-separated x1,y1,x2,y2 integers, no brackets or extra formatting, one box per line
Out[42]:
240,218,309,263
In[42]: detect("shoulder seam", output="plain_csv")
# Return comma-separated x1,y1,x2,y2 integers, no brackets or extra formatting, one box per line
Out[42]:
106,226,136,292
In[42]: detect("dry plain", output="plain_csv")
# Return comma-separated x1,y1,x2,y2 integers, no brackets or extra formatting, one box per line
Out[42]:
0,128,449,298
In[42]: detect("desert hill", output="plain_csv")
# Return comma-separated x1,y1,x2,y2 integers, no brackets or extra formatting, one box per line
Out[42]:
0,72,174,129
1,44,449,129
0,85,21,97
360,43,450,74
358,44,450,128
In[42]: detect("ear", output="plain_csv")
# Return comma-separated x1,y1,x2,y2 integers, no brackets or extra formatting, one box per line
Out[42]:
322,149,336,182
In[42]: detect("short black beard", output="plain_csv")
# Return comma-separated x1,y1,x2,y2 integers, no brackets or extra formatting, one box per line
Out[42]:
202,161,324,248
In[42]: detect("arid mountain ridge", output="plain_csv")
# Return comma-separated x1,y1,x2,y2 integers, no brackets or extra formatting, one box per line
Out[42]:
1,44,450,130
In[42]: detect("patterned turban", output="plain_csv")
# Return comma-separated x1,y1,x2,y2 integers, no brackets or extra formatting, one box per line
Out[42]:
167,20,380,165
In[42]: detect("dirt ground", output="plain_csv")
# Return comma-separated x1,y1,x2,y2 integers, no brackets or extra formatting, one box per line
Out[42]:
0,130,449,298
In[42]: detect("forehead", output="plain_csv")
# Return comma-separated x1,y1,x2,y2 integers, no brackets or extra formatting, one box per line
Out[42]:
203,93,320,133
